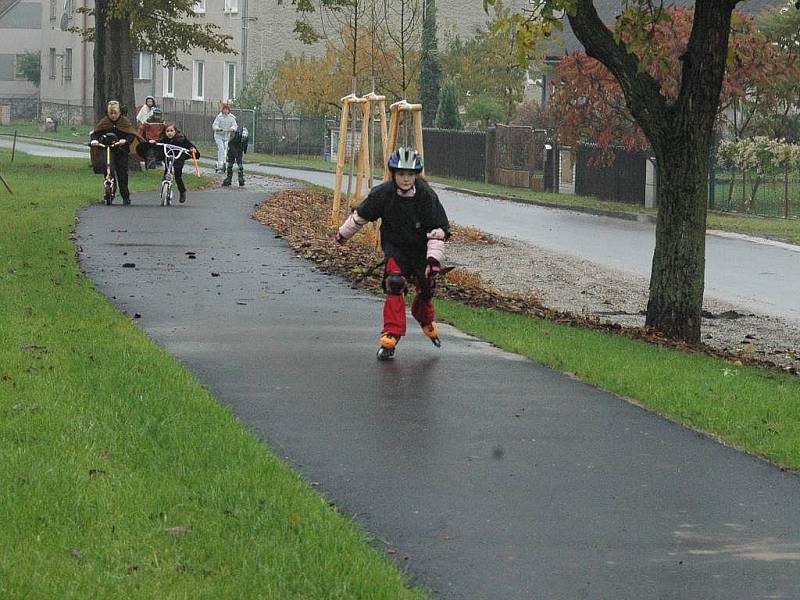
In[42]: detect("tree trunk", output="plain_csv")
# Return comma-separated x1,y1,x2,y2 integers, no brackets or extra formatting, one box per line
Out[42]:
646,132,709,342
93,0,135,122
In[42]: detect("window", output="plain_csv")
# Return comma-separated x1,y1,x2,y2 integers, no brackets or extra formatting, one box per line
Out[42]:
132,52,153,80
48,48,56,80
64,48,72,81
163,66,175,98
193,0,206,13
193,60,204,100
65,0,74,19
14,55,27,79
49,0,56,20
223,62,236,101
224,0,239,13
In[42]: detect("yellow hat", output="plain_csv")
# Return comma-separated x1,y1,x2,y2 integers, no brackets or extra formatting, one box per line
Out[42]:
107,100,121,114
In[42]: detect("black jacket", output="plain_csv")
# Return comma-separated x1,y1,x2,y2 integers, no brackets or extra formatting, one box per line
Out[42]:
227,128,249,160
355,179,449,270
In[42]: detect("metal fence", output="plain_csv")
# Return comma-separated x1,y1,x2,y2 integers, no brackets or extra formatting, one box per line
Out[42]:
422,128,486,181
710,165,800,219
575,145,649,205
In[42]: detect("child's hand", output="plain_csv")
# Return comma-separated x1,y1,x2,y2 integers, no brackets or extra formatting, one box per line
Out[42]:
425,258,441,278
334,232,345,245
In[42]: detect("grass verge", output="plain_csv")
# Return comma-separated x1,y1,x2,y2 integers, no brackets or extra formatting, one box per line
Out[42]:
435,299,800,470
0,151,425,599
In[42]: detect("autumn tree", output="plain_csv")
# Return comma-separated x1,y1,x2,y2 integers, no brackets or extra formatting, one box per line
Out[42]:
491,0,799,342
548,8,800,150
76,0,235,121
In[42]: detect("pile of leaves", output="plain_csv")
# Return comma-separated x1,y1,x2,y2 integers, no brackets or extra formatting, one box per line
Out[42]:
252,188,797,375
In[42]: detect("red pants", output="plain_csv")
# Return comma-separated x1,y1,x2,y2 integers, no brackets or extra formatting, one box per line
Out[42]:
383,257,435,337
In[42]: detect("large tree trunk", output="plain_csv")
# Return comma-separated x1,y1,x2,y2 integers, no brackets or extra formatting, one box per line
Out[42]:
568,0,737,344
93,0,135,122
646,132,709,341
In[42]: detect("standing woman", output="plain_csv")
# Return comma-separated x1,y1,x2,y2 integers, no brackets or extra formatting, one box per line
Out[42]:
211,103,237,173
136,96,156,126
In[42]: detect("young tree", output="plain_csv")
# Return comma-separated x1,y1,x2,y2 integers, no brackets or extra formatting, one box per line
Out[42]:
465,94,505,128
435,78,462,130
490,0,799,342
383,0,423,98
75,0,235,121
17,51,41,88
418,0,441,125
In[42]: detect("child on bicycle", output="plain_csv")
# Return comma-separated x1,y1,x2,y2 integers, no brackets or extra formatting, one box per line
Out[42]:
222,126,249,187
157,122,199,204
335,147,450,360
90,100,140,205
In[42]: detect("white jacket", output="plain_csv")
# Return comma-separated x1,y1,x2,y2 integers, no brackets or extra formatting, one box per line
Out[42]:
212,112,237,137
136,105,154,125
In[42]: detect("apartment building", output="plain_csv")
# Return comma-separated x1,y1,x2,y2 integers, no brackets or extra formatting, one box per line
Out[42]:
0,0,41,116
38,0,244,123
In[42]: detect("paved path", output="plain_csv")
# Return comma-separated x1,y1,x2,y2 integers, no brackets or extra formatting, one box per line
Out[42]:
76,181,800,599
253,165,800,322
0,137,88,158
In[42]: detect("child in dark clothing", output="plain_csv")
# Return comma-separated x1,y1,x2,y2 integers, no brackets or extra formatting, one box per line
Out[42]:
90,100,140,205
138,107,166,169
335,147,450,360
157,122,199,204
222,126,249,187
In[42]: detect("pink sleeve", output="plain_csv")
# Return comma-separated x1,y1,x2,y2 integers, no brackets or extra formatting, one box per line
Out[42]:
426,228,446,264
338,211,368,240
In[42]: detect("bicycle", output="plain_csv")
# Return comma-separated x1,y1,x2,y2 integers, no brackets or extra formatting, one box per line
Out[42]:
157,143,195,206
89,135,120,205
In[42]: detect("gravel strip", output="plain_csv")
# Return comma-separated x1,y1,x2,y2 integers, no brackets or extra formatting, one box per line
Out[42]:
448,235,800,372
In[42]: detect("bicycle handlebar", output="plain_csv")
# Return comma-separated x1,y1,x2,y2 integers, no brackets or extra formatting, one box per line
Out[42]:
157,142,193,159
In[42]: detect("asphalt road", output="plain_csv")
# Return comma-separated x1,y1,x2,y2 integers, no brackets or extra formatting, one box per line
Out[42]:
253,164,800,322
76,182,800,599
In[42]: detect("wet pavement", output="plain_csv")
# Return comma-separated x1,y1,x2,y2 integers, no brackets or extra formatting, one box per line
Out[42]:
76,182,800,600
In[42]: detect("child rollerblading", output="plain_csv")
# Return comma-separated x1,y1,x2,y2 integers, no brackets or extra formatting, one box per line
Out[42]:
335,147,449,360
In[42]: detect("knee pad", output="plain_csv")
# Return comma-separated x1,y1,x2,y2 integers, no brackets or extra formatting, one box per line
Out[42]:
385,273,406,295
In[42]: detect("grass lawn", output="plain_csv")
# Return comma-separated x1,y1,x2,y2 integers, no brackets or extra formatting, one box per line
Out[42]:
435,300,800,471
0,151,426,599
0,119,93,143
